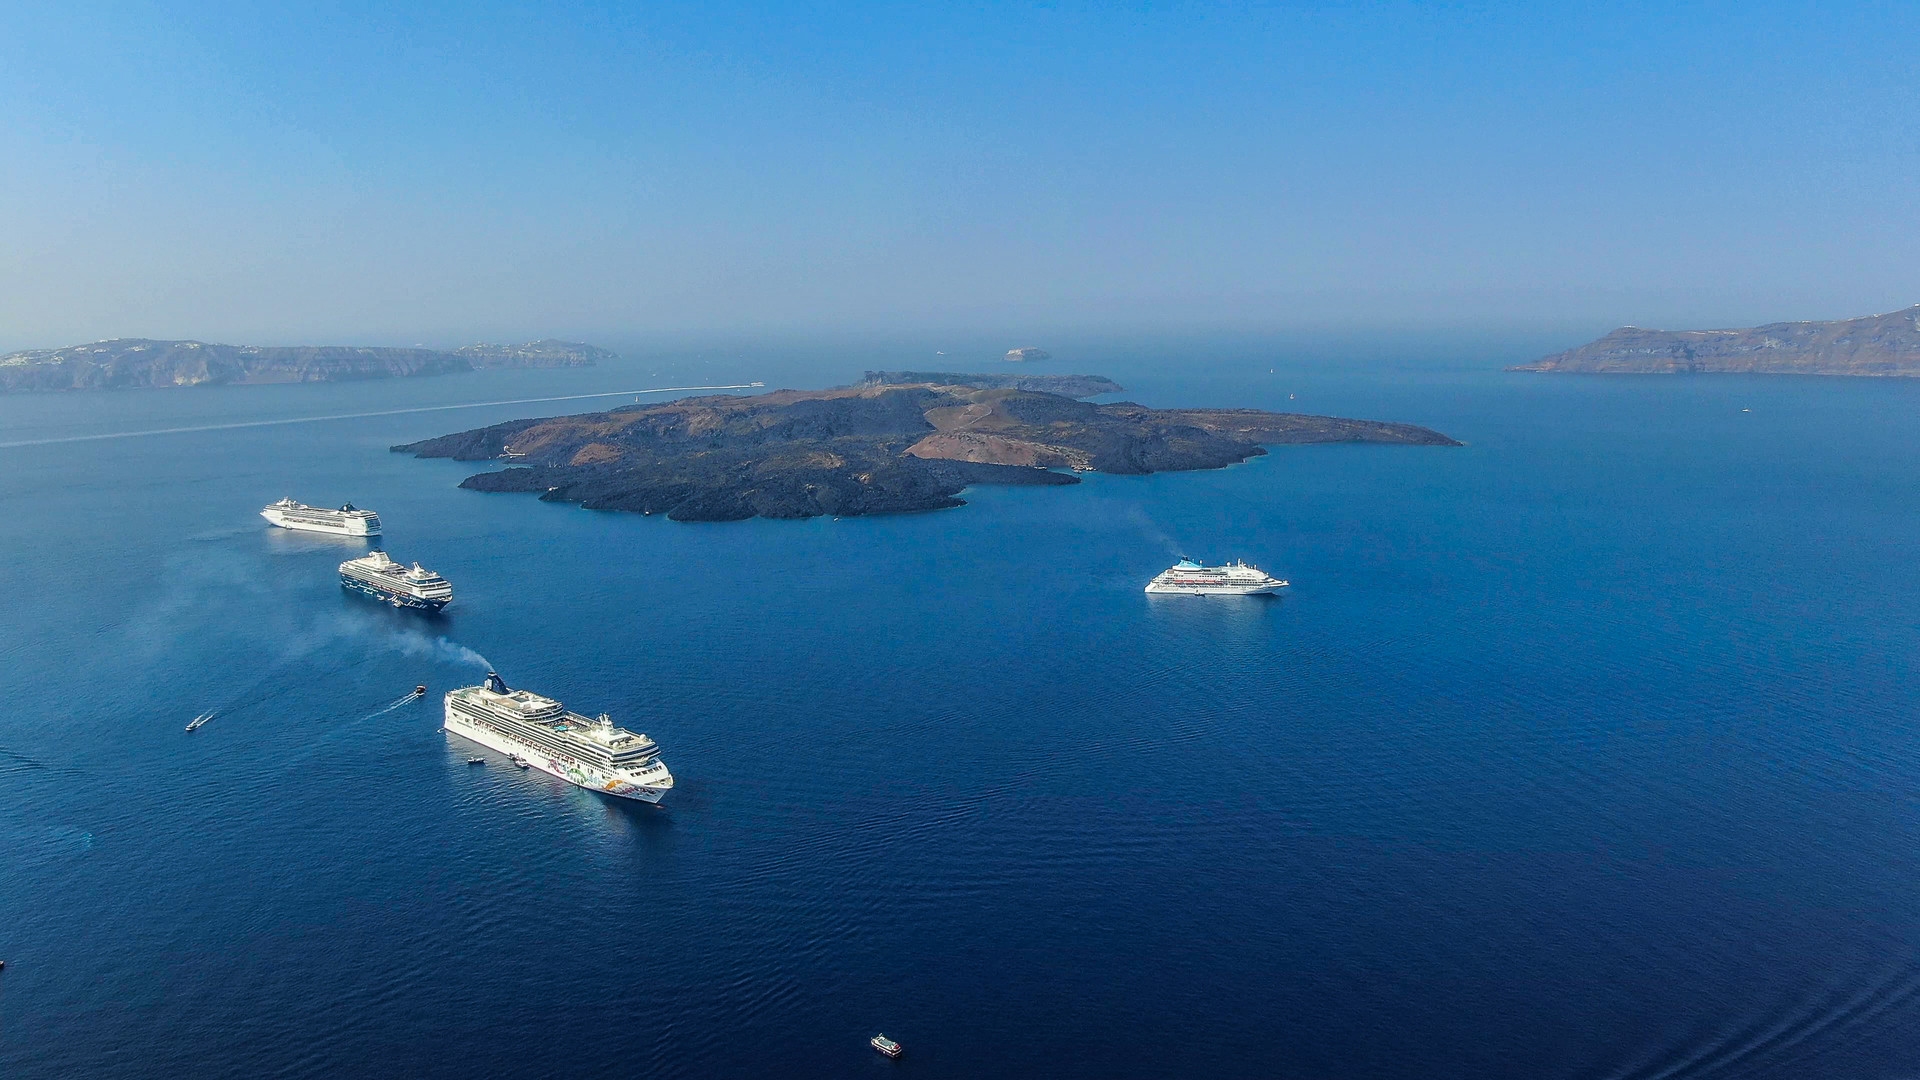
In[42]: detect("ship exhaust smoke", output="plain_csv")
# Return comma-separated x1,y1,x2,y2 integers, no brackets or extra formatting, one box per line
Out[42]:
383,625,491,671
1124,503,1187,559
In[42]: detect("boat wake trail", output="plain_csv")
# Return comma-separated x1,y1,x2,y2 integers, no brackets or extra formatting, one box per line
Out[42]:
275,687,429,767
1596,955,1920,1080
0,746,52,777
194,651,379,727
0,383,764,449
361,690,426,720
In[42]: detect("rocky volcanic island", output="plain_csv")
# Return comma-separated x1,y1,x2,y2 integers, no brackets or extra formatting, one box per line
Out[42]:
394,372,1460,522
1516,305,1920,377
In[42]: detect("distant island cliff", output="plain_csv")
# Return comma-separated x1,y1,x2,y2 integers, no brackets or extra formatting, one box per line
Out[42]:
453,339,614,369
0,337,610,391
1516,305,1920,376
394,372,1459,522
859,371,1123,397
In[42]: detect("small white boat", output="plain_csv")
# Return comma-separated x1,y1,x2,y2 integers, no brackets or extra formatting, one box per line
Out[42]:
185,712,213,732
511,756,531,770
871,1034,903,1059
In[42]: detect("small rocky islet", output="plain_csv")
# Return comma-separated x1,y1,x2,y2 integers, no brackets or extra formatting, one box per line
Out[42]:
393,372,1460,522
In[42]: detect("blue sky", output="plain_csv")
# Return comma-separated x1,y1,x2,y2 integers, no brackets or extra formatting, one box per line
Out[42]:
1,1,1914,346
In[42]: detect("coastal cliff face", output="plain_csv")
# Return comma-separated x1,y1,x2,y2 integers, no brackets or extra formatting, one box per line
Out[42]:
0,338,609,391
0,340,467,390
394,379,1459,522
453,340,612,368
1516,306,1920,376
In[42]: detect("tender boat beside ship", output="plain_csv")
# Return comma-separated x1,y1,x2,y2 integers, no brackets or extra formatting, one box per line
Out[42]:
260,498,381,536
1145,558,1288,596
444,673,673,803
339,550,453,611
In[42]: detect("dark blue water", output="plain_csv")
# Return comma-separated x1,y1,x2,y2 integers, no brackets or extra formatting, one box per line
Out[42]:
4,344,1919,1078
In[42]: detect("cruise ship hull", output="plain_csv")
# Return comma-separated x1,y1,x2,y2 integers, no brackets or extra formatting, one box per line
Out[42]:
444,709,669,804
1145,559,1288,596
261,508,380,536
1145,581,1284,596
340,575,451,611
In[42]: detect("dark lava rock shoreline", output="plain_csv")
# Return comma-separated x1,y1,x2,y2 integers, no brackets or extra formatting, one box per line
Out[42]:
394,375,1459,522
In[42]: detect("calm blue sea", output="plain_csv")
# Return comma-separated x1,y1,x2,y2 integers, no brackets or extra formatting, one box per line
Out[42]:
3,339,1919,1079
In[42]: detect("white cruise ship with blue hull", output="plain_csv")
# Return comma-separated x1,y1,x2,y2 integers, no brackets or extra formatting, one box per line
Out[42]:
339,550,453,611
445,673,673,804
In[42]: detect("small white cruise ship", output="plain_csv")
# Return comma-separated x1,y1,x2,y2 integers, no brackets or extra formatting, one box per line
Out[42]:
444,673,673,804
339,550,453,611
260,498,381,536
1145,558,1289,596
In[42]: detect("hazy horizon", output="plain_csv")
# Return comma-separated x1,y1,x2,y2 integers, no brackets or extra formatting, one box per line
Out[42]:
3,3,1915,350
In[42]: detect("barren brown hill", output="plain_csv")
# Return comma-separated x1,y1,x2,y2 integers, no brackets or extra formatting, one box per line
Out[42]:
394,379,1459,522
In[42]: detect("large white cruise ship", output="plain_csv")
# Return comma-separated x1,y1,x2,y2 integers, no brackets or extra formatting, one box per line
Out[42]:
444,673,673,804
1145,558,1289,596
261,498,381,536
339,550,453,611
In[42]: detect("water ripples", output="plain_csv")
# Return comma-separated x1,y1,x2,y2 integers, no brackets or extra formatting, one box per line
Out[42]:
9,369,1920,1078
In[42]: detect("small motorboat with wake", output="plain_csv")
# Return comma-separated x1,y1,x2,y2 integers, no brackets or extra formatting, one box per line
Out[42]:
467,757,485,766
415,684,428,696
185,712,213,732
